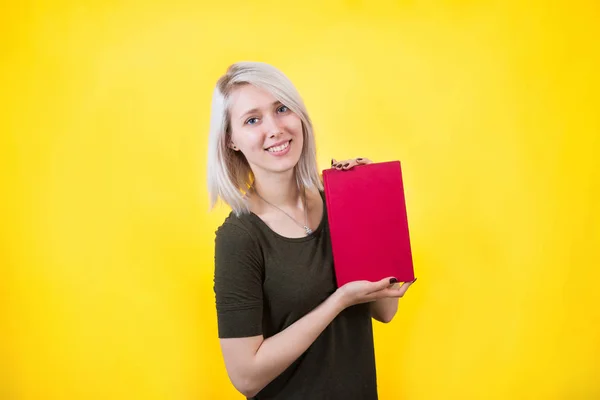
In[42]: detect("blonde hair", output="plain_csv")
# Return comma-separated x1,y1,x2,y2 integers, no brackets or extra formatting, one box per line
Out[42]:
206,61,323,215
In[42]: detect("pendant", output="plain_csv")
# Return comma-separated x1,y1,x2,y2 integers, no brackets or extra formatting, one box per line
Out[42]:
304,226,313,235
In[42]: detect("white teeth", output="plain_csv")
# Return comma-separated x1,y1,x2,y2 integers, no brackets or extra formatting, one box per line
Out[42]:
267,141,290,153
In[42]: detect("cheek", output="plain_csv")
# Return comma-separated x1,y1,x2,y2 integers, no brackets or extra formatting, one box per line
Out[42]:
285,115,304,135
232,129,262,151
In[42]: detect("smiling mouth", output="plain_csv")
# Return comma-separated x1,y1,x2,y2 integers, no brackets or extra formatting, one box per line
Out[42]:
266,140,291,153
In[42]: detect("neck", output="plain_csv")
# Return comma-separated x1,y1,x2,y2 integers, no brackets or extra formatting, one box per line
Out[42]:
252,169,303,209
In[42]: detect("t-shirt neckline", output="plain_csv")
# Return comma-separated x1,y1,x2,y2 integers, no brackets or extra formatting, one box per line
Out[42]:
248,190,327,243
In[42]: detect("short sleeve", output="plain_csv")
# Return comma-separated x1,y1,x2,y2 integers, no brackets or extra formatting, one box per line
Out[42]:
213,222,264,338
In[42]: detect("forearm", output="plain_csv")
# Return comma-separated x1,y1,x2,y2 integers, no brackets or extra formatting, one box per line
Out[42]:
370,297,399,323
247,293,345,396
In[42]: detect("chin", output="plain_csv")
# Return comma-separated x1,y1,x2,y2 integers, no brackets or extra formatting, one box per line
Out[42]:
270,159,300,173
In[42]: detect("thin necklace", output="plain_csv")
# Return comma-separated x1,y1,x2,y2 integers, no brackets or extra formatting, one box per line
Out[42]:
253,187,313,236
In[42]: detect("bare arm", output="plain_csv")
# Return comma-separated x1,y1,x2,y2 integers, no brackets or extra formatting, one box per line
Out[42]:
219,277,403,398
370,297,400,323
220,291,345,397
370,279,417,323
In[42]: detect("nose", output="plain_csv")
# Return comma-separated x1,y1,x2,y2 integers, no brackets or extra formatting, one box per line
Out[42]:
263,114,282,138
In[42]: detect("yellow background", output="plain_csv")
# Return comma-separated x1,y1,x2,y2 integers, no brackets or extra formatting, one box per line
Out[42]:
2,1,599,399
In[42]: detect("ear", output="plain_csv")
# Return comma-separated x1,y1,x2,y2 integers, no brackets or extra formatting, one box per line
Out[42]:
228,142,239,151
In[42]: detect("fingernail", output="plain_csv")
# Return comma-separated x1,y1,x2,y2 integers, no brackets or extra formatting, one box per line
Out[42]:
389,278,398,284
357,158,363,161
343,163,349,167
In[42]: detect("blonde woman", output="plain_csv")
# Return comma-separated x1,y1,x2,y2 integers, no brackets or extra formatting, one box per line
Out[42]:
208,62,416,399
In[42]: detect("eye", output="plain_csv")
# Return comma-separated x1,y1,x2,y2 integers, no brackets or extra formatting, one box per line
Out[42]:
277,105,289,113
245,117,259,125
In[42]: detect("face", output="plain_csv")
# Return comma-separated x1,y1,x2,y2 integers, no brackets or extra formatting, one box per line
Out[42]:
227,84,304,178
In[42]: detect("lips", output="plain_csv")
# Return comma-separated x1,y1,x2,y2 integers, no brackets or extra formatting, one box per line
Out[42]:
266,140,291,153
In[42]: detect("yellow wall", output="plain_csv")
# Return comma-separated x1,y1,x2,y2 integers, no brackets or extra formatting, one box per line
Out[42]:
2,1,599,399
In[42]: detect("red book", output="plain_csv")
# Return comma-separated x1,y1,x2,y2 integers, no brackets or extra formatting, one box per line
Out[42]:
322,160,415,287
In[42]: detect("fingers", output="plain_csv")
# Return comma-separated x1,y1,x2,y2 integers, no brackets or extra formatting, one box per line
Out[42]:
369,277,417,300
332,159,350,170
331,158,347,170
395,279,416,297
365,276,398,294
331,157,372,170
341,160,358,170
364,287,403,301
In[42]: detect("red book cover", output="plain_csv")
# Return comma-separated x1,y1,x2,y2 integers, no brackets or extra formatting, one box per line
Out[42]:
322,160,415,287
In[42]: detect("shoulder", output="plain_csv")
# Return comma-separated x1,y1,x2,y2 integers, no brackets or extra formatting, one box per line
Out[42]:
215,211,257,240
215,211,263,259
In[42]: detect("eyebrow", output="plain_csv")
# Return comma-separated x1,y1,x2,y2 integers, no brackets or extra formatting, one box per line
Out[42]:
238,101,282,121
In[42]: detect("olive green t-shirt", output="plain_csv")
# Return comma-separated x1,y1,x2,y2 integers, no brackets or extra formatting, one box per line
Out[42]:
213,192,378,400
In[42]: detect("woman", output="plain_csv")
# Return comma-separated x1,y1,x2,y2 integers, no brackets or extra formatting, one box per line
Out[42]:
207,61,416,399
